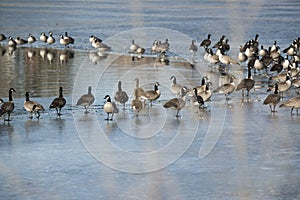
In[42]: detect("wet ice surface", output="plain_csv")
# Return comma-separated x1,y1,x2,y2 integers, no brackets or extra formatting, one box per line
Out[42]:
1,0,300,199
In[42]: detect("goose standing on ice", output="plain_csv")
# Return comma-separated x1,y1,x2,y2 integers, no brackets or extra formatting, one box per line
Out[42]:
141,82,161,106
200,34,211,48
131,89,143,116
49,87,67,116
40,32,48,43
170,76,184,97
27,34,36,45
47,31,55,46
263,83,281,113
24,92,45,119
279,96,300,115
0,88,16,121
214,76,235,100
164,87,188,117
76,86,95,113
133,78,144,99
236,65,255,97
104,95,119,120
114,81,129,110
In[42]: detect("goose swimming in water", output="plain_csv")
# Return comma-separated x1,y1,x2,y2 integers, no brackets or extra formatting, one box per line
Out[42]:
114,81,129,110
49,87,67,116
0,88,16,121
24,92,45,119
76,86,95,113
104,95,119,120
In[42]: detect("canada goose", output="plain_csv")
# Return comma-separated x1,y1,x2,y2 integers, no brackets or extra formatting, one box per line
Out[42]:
190,88,205,108
270,57,283,73
200,34,211,48
189,40,198,52
214,76,235,100
259,45,268,57
236,65,255,97
15,37,28,45
213,35,226,49
60,34,71,47
40,32,48,43
47,31,55,46
133,78,144,99
27,34,36,45
136,47,145,54
218,48,239,66
191,76,208,95
104,95,119,120
141,82,161,106
89,35,102,43
238,45,248,63
64,32,74,44
76,86,95,113
131,89,143,116
283,44,296,57
114,81,129,109
24,92,45,119
0,88,16,121
207,48,220,64
164,87,187,117
130,40,140,52
279,96,300,115
0,33,7,42
91,38,111,51
254,56,266,73
199,82,213,102
151,40,168,53
263,83,281,113
49,87,67,116
7,36,17,47
277,74,292,96
170,76,184,97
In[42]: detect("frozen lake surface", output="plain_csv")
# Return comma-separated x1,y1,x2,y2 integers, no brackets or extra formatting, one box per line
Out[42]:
0,0,300,199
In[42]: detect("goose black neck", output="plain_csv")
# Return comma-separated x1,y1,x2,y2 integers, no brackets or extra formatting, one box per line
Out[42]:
59,87,63,98
88,86,92,94
25,92,30,101
9,90,13,101
118,81,122,91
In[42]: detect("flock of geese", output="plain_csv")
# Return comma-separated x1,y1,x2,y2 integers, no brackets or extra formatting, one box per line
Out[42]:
0,32,300,121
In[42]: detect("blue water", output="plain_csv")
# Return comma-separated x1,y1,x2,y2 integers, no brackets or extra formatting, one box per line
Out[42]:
0,0,300,199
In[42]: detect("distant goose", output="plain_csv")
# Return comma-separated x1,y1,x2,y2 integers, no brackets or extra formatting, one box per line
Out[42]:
200,34,211,48
164,87,188,117
207,48,220,64
189,40,198,52
214,76,235,100
114,81,129,110
283,44,296,57
236,65,255,97
0,33,7,42
59,34,71,47
76,86,95,113
7,36,17,47
27,34,36,45
254,56,266,73
170,76,184,97
15,37,28,45
279,96,300,115
104,95,119,120
133,78,144,99
190,88,204,108
89,35,102,43
47,31,55,46
40,32,48,43
259,45,268,57
91,38,111,51
263,83,281,113
218,48,239,66
238,45,248,63
199,82,212,102
49,87,67,116
277,74,292,96
131,89,143,116
64,32,74,44
141,82,161,106
24,92,45,119
0,88,16,121
129,39,140,52
151,40,168,53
